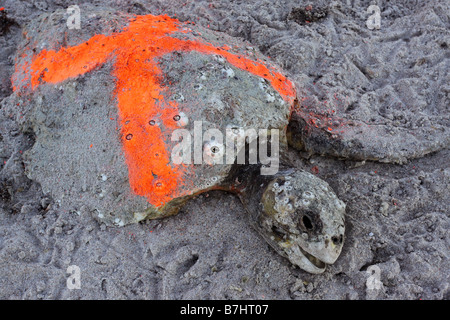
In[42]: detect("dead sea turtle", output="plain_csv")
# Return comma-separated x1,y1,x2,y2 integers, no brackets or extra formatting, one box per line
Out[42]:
8,8,345,273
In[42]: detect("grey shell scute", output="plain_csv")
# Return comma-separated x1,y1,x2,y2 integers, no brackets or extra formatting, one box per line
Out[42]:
157,50,291,193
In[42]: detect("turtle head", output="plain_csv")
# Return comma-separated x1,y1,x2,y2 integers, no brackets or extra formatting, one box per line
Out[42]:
252,170,345,274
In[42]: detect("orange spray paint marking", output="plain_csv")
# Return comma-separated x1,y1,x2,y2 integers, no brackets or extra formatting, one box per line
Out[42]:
12,14,296,207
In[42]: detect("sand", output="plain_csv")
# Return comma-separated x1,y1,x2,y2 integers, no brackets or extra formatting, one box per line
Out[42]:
0,0,448,299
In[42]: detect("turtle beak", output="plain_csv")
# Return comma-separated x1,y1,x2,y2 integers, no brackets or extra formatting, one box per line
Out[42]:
287,243,327,274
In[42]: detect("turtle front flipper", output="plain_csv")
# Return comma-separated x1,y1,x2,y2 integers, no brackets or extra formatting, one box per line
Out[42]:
287,110,386,163
287,99,449,164
235,167,346,274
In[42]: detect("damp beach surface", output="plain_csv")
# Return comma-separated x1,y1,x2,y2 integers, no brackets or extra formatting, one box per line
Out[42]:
0,0,449,299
